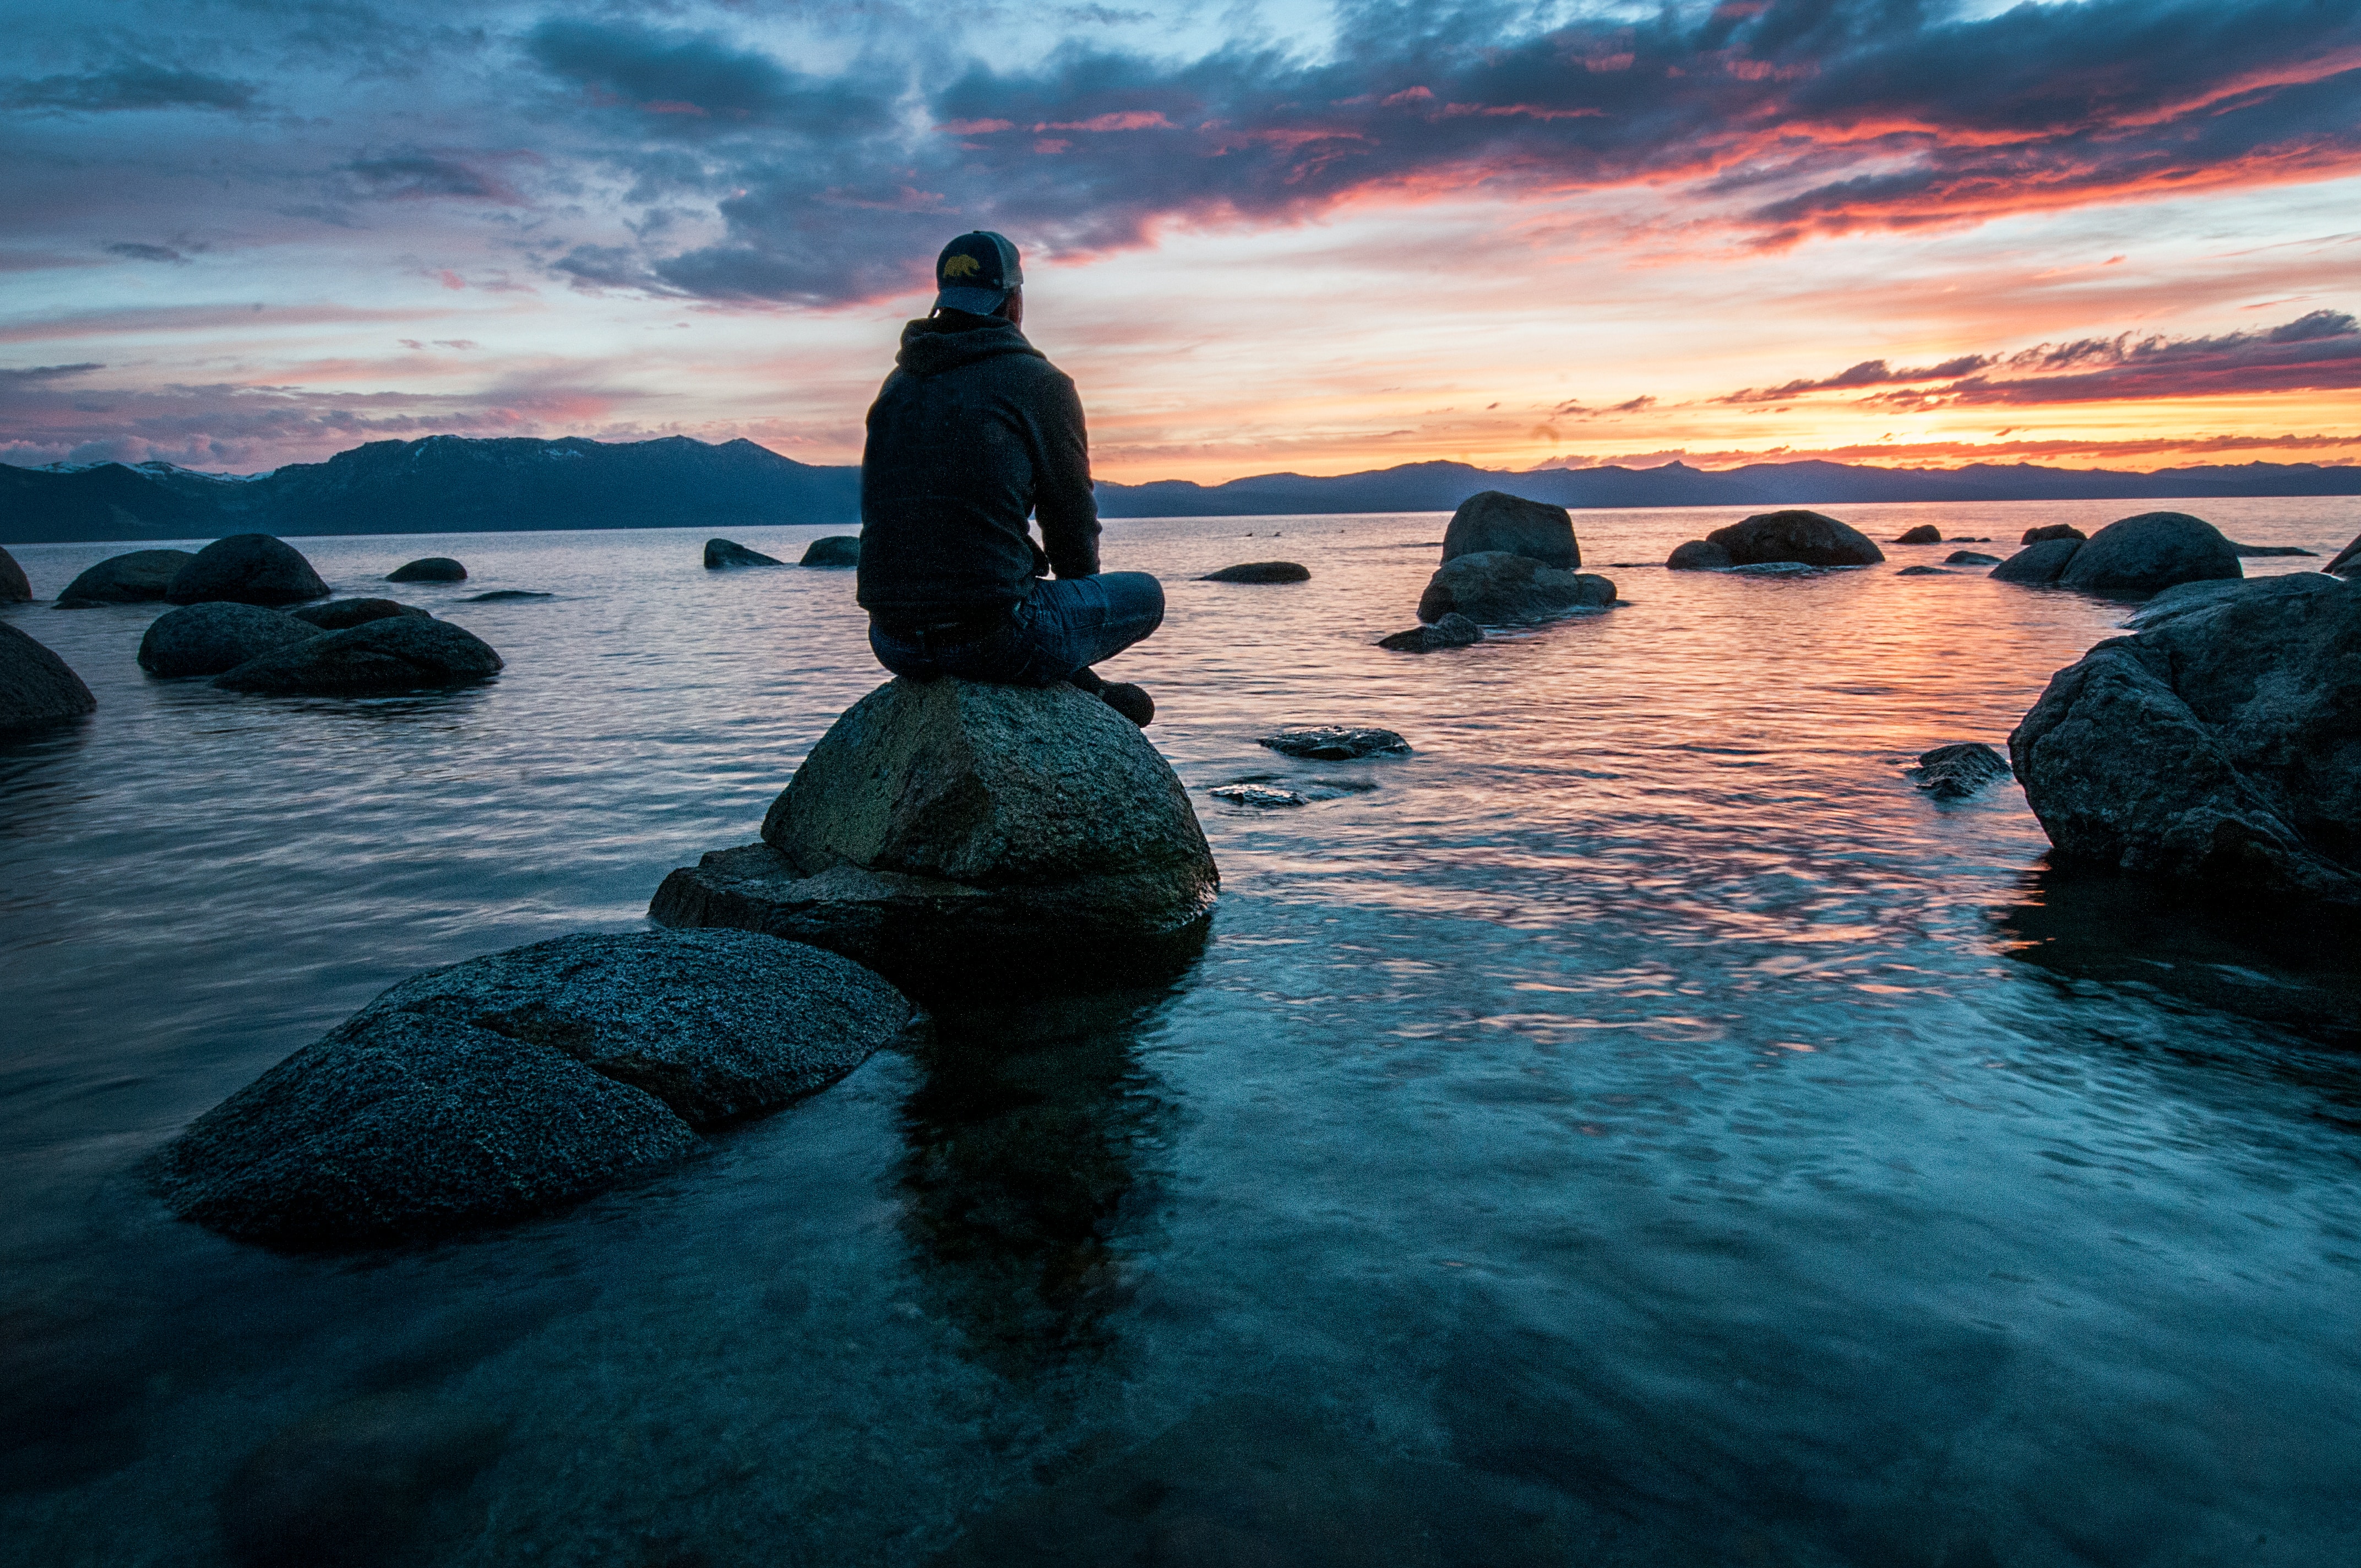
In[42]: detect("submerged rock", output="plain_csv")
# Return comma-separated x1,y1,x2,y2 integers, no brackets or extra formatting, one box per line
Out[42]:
1210,783,1308,808
1726,561,1820,576
2057,511,2240,595
2009,573,2361,906
152,929,909,1248
1707,510,1884,568
1897,565,1952,576
463,590,551,602
0,545,29,603
1417,552,1614,624
1200,561,1309,584
1377,612,1483,652
2022,524,2086,546
385,557,467,583
705,538,782,569
799,536,861,568
55,549,197,607
1259,726,1409,760
0,622,97,729
1666,539,1734,571
165,535,329,607
215,616,501,694
1908,742,2012,799
1894,524,1943,545
1989,537,2084,585
1945,551,2001,566
290,598,433,631
2229,542,2317,557
1441,491,1578,569
140,603,323,677
2324,534,2359,577
650,679,1218,993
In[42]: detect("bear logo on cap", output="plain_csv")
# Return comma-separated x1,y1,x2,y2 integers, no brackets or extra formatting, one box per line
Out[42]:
942,255,981,279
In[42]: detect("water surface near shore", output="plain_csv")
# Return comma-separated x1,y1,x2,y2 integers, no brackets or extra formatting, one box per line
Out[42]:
4,500,2359,1566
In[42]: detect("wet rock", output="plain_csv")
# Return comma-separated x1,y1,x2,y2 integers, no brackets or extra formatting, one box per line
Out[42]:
153,929,907,1248
1258,726,1409,760
2057,511,2240,595
1210,783,1308,808
1707,509,1885,567
1894,524,1943,545
799,536,861,567
1416,551,1614,624
165,535,329,607
1666,539,1733,571
463,590,551,602
217,1393,504,1568
1727,561,1820,576
1897,565,1952,576
0,622,97,729
290,599,433,631
55,548,197,607
2330,535,2360,577
1946,551,2001,565
705,538,782,569
141,602,323,677
385,557,466,583
1377,612,1483,652
1440,490,1577,569
2229,542,2318,557
0,546,28,603
1989,537,2084,585
1908,742,2012,799
650,679,1218,994
214,616,501,694
1199,561,1309,584
2009,572,2361,907
2022,524,2086,545
2125,571,2342,631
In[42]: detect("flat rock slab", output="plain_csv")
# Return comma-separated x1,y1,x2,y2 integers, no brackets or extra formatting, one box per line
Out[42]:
0,622,97,729
166,535,328,607
1200,561,1309,583
216,616,502,694
1210,783,1309,807
56,548,195,607
387,557,467,582
705,538,782,568
799,536,861,567
1897,566,1953,576
2231,543,2317,557
465,590,551,602
140,602,322,677
1910,742,2012,799
1259,726,1409,760
153,929,910,1248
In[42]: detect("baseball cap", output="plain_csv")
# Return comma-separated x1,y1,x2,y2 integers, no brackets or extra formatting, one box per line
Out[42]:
933,231,1023,315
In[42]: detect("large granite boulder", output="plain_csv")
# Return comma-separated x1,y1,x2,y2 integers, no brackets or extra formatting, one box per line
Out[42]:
165,535,329,607
650,678,1218,993
0,622,97,729
1667,539,1733,571
151,929,910,1248
799,536,861,568
1707,510,1884,567
2009,573,2361,907
2056,511,2240,595
1989,537,2084,585
386,557,466,582
705,538,782,569
55,549,196,607
290,598,433,631
2325,533,2359,578
1417,552,1614,624
215,616,501,694
139,602,322,677
1,545,31,603
1441,491,1577,569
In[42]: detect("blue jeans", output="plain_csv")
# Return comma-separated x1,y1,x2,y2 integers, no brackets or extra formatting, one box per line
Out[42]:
869,572,1165,686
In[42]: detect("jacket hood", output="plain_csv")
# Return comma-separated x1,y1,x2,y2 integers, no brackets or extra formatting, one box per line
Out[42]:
895,314,1045,379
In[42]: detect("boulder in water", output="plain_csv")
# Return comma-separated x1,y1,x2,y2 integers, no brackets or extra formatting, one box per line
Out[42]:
1707,510,1885,567
1200,561,1309,584
1897,565,1952,576
290,598,433,631
1946,551,2001,566
2322,534,2358,578
139,602,322,677
385,557,467,583
2229,542,2317,558
649,678,1218,993
2009,573,2361,907
151,929,908,1248
215,616,501,694
1,545,33,603
2022,524,2086,546
55,549,197,607
165,535,328,607
705,538,782,569
1667,539,1734,571
1908,742,2012,799
0,622,97,729
1417,552,1614,624
1894,524,1943,545
1441,491,1577,569
1377,613,1483,652
799,536,861,568
1258,726,1408,760
464,590,551,602
2056,511,2240,595
1989,537,2084,585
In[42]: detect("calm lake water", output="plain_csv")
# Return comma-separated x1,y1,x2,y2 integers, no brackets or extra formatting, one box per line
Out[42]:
4,499,2359,1567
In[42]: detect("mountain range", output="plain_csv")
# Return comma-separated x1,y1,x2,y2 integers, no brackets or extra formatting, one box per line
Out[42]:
3,434,2355,546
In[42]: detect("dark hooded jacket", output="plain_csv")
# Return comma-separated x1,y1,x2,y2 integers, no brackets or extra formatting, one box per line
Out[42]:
856,313,1100,625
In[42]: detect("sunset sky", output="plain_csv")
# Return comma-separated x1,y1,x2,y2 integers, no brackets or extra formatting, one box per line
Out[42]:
4,0,2358,481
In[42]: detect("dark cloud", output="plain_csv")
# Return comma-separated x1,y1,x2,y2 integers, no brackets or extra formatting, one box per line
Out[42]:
103,242,188,264
1,62,255,113
527,19,891,135
1725,353,1995,402
0,363,104,383
342,154,518,202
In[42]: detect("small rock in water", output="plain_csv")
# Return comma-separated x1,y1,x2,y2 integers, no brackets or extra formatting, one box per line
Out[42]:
0,622,97,729
799,536,861,567
1893,524,1943,545
1441,491,1578,568
215,616,501,695
1949,535,1990,542
1210,783,1308,808
1666,539,1734,571
1258,727,1410,760
1989,537,2083,585
463,590,552,602
385,557,467,583
1377,612,1483,652
140,603,322,677
1897,565,1953,576
165,535,329,607
1908,742,2012,799
55,549,196,607
1946,551,2001,565
2022,524,2086,546
704,538,782,569
0,545,28,603
2227,542,2318,557
290,599,433,631
1200,561,1309,584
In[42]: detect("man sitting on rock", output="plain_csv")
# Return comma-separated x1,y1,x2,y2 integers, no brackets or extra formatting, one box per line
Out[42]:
856,230,1163,726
